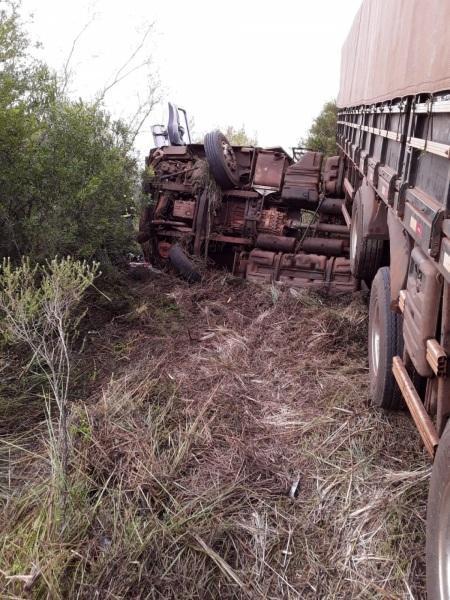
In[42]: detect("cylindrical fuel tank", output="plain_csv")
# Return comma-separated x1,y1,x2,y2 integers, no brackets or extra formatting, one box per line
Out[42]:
318,197,345,216
301,237,346,257
256,234,296,253
315,223,349,235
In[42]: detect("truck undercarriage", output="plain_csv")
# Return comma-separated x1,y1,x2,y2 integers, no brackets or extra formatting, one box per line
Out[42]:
137,107,356,295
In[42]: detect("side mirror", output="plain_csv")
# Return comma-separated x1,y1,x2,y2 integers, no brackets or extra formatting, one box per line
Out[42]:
151,102,192,148
167,102,185,145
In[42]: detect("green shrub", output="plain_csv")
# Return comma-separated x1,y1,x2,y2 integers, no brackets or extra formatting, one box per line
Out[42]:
303,100,338,157
0,256,98,505
0,3,140,265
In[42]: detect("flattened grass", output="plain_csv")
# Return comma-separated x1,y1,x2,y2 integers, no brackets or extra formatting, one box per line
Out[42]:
0,274,429,598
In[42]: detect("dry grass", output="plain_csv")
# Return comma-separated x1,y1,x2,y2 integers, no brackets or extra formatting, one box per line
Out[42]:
0,272,429,598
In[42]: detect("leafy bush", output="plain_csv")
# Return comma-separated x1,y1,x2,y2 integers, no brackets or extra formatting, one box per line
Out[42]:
0,3,140,264
303,100,338,157
0,256,98,506
20,101,138,261
223,125,257,146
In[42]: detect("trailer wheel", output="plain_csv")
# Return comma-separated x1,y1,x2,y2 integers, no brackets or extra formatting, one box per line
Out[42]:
427,419,450,600
368,267,403,410
168,245,201,283
204,130,239,189
350,194,385,283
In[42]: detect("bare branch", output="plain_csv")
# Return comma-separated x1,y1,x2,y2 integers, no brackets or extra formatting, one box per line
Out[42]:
96,21,155,104
60,13,97,95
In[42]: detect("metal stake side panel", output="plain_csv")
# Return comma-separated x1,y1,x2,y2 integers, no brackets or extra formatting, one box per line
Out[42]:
338,93,450,433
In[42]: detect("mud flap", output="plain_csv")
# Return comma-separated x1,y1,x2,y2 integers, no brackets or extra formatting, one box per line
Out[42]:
360,182,389,240
387,210,412,307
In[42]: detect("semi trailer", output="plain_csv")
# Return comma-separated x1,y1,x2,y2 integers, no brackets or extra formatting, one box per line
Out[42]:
336,1,450,597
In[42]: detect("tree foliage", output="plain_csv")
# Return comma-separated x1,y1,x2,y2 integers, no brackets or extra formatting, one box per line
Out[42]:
303,100,338,157
0,2,140,264
223,125,257,146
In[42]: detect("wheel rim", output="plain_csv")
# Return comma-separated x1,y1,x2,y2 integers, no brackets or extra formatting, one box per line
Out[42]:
370,303,380,375
350,217,357,265
438,478,450,598
220,140,237,174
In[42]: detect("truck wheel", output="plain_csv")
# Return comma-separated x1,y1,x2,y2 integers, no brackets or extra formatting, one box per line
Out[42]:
204,130,239,189
350,194,385,283
168,245,201,283
368,267,403,410
427,420,450,600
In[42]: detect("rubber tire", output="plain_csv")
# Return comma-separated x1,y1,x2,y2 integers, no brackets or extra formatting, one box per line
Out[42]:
168,245,201,283
427,419,450,600
350,195,385,284
368,267,403,410
204,130,239,189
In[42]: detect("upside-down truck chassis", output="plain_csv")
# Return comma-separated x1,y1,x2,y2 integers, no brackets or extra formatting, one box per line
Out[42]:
138,108,355,294
337,1,450,597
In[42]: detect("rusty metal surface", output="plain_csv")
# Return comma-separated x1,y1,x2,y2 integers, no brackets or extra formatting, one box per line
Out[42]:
215,200,246,232
246,249,356,294
320,197,345,216
392,356,439,457
173,200,195,220
323,156,340,195
253,150,288,190
256,234,296,253
301,238,346,257
258,208,287,235
403,246,442,377
139,132,354,293
282,152,323,207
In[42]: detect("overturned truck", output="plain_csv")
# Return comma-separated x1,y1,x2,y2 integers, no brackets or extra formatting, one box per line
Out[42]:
138,105,355,293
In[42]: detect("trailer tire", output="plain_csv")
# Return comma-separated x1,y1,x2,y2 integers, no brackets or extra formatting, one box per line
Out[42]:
368,267,403,410
350,194,385,283
204,130,239,189
426,419,450,600
168,245,201,283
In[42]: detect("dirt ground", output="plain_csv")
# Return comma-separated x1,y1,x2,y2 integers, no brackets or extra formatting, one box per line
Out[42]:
1,271,430,599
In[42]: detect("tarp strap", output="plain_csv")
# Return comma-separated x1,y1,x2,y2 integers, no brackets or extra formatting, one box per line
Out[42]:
396,99,404,142
424,94,434,152
408,98,417,144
